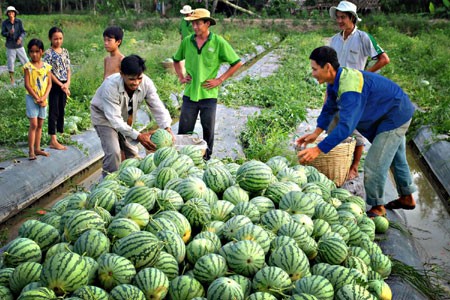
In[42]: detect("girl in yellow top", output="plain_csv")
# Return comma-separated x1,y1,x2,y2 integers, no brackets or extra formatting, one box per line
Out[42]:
23,38,52,160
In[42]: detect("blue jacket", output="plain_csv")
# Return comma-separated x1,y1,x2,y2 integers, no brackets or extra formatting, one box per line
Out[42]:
317,67,415,153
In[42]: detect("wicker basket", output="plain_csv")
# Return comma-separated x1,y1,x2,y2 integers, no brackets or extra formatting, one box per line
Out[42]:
300,136,356,187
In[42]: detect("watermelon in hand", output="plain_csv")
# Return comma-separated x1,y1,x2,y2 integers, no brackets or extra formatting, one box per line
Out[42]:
151,128,173,149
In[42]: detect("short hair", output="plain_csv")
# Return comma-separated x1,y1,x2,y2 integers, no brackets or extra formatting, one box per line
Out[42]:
27,38,44,52
103,26,124,46
121,55,146,76
309,46,340,71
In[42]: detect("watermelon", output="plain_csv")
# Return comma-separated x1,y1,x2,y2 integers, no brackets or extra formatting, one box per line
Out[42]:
16,287,56,300
210,200,235,222
207,277,244,300
3,238,42,267
270,235,297,251
153,147,178,167
152,251,179,280
145,217,179,235
73,229,110,259
232,202,260,223
180,144,204,166
249,196,275,215
63,210,105,242
277,167,308,187
193,253,227,284
221,215,253,241
86,187,117,212
291,214,314,236
247,292,278,300
139,153,156,174
279,191,315,217
107,218,140,241
118,166,144,187
370,253,392,278
335,284,376,300
180,198,212,228
151,128,173,148
97,253,136,291
266,156,289,176
228,275,252,298
226,240,265,277
264,181,301,205
19,220,60,251
317,235,348,265
9,262,42,295
0,268,14,287
343,256,369,276
373,216,389,234
193,231,222,253
122,186,158,211
260,209,292,234
176,177,208,201
40,252,89,295
157,230,186,264
252,266,292,298
168,275,205,300
154,210,192,243
133,267,169,300
45,242,73,260
268,244,310,281
65,192,88,210
155,167,179,189
294,275,334,300
223,185,249,205
109,283,146,300
72,285,109,300
236,160,273,193
367,280,392,300
116,202,150,228
278,221,309,245
156,189,184,211
186,238,216,265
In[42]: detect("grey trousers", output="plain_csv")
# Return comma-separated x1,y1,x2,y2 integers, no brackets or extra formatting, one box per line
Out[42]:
94,125,139,176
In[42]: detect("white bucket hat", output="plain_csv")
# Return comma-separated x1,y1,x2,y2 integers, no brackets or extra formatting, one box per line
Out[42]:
5,6,19,15
180,5,193,14
330,1,361,22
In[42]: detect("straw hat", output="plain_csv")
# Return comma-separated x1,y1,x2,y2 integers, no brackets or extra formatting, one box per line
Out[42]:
5,6,19,15
329,1,361,22
180,5,193,15
184,8,216,26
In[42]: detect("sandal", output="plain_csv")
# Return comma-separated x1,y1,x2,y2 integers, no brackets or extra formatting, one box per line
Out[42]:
385,199,416,210
366,210,386,219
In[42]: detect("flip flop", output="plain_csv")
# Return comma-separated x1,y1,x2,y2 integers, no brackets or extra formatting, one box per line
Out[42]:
385,199,416,210
28,156,37,161
366,210,386,219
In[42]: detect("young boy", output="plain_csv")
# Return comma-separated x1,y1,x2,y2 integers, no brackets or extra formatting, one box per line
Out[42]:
103,26,124,80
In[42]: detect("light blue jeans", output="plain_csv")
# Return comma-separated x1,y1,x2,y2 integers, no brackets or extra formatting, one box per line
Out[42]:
364,119,416,206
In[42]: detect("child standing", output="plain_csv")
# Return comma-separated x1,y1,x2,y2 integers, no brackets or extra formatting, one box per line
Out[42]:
43,27,71,150
103,26,124,80
24,39,52,160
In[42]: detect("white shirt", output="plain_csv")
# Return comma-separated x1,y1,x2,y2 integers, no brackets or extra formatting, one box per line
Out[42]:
90,73,172,140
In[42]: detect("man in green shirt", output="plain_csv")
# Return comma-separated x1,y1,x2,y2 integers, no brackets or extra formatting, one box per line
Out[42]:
173,9,243,160
179,5,194,40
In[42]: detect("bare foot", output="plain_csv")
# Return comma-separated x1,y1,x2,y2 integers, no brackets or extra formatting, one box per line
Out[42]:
28,155,36,160
347,166,359,180
49,142,67,150
35,149,50,157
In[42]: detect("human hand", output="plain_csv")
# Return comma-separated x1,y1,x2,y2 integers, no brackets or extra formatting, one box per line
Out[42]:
137,133,157,152
62,85,71,97
296,132,319,149
180,74,192,84
166,127,176,143
202,78,222,89
16,37,21,45
297,146,321,164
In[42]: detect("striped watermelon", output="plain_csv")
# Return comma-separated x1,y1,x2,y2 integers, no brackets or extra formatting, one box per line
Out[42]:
90,206,113,226
154,210,192,243
119,157,141,170
278,221,309,245
193,231,222,252
264,181,301,205
45,242,73,260
266,156,289,176
301,183,323,198
107,218,140,241
139,153,156,174
113,231,163,269
232,202,260,223
186,238,216,265
279,191,315,217
330,188,352,201
116,202,150,228
73,285,109,300
343,256,369,276
16,287,56,300
260,209,292,234
39,211,62,229
207,277,244,300
203,165,235,194
210,200,235,222
109,283,146,300
218,241,237,261
65,192,88,210
181,198,211,228
193,253,227,284
335,284,376,300
221,215,253,241
157,230,186,263
144,217,179,235
290,293,319,299
97,253,136,291
152,251,179,280
122,186,158,212
168,275,205,300
297,236,318,260
50,195,71,214
40,252,89,295
180,144,204,166
337,202,364,223
86,188,117,212
19,282,43,295
155,167,179,189
151,128,173,148
225,162,240,176
176,177,208,201
311,263,367,291
9,262,42,295
204,220,224,236
249,196,275,215
311,219,331,240
153,147,178,167
367,280,392,300
343,196,366,211
247,292,278,300
226,240,265,277
168,154,195,176
3,238,42,267
83,256,99,285
348,246,371,266
228,275,252,298
223,185,249,205
156,189,184,211
370,253,392,278
313,202,340,225
317,235,348,265
19,220,60,251
0,268,14,287
139,173,157,188
203,188,219,206
236,160,273,193
64,210,105,242
118,166,144,187
268,244,310,281
133,267,169,300
252,266,292,298
294,275,334,300
164,178,184,191
373,216,389,234
291,214,314,236
73,229,110,259
277,167,308,187
330,224,350,242
270,235,297,251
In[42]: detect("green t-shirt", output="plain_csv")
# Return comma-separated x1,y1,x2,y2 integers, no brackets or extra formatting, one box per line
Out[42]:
179,19,194,39
173,32,241,101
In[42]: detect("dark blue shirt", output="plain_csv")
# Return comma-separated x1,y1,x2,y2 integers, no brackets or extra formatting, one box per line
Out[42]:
1,18,26,49
317,67,415,153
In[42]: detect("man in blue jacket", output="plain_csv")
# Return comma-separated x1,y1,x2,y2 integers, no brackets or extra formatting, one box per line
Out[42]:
297,46,416,217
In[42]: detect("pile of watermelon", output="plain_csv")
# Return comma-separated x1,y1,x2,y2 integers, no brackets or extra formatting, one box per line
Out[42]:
0,146,393,300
